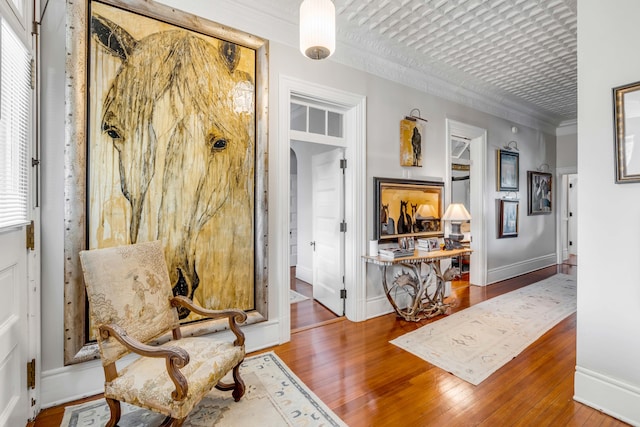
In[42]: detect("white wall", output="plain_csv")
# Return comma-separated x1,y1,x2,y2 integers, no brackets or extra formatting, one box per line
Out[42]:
556,123,578,169
574,0,640,424
38,0,558,407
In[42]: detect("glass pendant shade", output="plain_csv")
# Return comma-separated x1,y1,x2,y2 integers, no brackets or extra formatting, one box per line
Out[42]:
299,0,335,60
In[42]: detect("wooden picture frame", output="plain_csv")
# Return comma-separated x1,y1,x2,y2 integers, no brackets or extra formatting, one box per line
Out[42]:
613,80,640,183
497,149,519,191
374,177,444,242
498,199,519,238
527,171,552,215
63,0,269,365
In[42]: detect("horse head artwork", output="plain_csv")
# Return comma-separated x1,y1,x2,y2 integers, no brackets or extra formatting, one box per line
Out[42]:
90,13,255,318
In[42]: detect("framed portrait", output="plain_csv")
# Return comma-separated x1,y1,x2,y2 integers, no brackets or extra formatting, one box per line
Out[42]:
498,199,519,238
400,118,424,167
527,171,552,215
374,177,444,242
63,0,269,364
497,149,519,191
613,81,640,183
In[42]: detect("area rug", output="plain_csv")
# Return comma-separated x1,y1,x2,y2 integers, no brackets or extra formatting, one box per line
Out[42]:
390,273,577,385
289,289,309,304
60,352,346,427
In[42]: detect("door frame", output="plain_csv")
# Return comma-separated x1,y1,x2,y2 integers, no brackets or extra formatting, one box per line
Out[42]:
445,119,488,286
556,167,578,264
278,75,366,342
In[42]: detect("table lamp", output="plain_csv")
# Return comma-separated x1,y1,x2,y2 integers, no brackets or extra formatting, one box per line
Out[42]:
442,203,471,241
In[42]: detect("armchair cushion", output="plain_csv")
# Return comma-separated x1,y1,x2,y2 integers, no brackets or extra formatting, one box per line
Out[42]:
107,337,244,419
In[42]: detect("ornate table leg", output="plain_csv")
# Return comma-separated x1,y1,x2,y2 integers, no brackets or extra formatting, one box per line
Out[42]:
380,261,452,321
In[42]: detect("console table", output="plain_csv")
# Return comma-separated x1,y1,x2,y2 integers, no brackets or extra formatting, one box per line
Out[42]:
363,248,472,321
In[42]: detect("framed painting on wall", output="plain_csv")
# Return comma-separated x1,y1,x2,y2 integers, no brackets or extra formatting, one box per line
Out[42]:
527,171,552,215
374,177,444,242
497,149,519,191
63,0,269,364
400,118,424,167
613,80,640,183
498,199,519,238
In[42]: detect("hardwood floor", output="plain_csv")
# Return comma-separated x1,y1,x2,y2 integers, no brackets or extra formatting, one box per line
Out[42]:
290,270,340,331
31,260,630,426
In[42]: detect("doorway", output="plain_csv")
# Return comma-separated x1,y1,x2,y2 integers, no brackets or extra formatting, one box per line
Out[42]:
557,170,578,265
278,76,366,341
289,141,344,329
446,119,488,286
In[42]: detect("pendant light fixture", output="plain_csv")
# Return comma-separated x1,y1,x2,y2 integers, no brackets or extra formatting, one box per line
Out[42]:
299,0,335,60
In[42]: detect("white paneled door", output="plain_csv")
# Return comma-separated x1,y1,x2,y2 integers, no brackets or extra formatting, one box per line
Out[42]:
311,148,345,316
0,227,29,427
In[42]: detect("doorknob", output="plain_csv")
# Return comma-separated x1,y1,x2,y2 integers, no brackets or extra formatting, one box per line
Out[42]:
310,241,316,250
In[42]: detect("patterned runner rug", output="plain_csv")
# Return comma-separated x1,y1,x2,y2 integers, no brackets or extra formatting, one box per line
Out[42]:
60,352,346,427
390,273,577,385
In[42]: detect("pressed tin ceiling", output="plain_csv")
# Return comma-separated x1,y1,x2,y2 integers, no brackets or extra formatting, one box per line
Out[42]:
232,0,577,128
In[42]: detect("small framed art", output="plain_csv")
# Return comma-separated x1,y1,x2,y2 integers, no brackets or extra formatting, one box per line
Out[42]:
497,149,519,191
498,199,519,238
527,171,552,215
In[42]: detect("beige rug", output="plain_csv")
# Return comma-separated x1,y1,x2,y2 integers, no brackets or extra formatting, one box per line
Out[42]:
390,273,577,385
289,289,309,304
60,352,346,427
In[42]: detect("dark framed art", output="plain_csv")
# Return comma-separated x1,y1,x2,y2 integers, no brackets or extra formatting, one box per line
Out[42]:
497,149,519,191
498,199,519,238
63,0,269,364
527,171,552,215
613,80,640,183
374,177,444,242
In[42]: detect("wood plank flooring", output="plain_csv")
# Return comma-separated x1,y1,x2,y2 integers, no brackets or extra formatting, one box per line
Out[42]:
31,257,629,426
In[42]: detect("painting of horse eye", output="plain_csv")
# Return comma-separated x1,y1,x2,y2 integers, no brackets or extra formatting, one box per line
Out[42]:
87,0,259,326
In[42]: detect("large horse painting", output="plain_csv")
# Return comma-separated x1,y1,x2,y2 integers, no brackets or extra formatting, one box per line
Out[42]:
89,2,255,320
64,0,268,364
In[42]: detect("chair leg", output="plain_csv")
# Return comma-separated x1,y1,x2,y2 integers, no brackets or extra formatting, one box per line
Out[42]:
231,362,245,402
215,360,245,401
105,398,121,427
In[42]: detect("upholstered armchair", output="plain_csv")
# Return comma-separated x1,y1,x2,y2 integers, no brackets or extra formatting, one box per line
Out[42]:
79,240,247,427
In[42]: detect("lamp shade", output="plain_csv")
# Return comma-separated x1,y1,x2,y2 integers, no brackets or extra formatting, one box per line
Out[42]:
442,203,471,221
299,0,335,60
416,204,437,218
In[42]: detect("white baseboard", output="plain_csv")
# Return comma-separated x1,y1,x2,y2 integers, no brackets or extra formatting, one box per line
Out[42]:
487,254,556,284
40,321,282,409
574,366,640,425
366,295,394,319
295,264,313,284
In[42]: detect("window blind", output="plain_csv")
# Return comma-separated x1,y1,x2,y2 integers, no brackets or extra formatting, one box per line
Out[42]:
0,18,31,229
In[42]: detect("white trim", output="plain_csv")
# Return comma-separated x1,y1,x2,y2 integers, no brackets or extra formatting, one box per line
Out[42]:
487,254,557,284
365,294,394,320
574,366,640,426
295,264,313,285
556,120,578,136
278,75,367,344
445,119,488,286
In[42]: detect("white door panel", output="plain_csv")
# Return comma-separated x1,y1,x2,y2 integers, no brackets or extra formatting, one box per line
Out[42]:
312,148,344,316
0,227,28,427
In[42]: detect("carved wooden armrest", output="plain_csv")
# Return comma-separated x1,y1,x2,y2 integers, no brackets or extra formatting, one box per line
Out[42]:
170,296,247,346
99,324,190,400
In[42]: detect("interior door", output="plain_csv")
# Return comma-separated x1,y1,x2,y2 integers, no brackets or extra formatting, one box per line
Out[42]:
311,148,345,316
0,227,29,426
